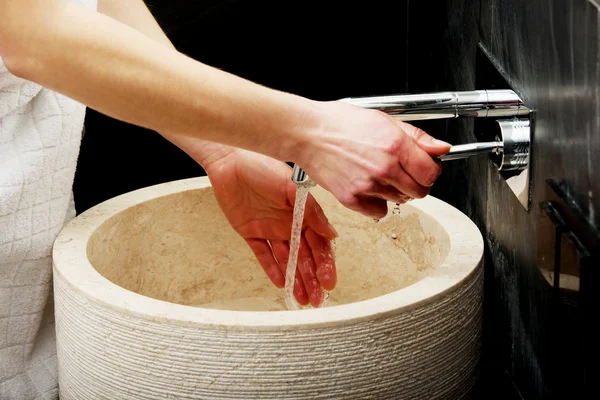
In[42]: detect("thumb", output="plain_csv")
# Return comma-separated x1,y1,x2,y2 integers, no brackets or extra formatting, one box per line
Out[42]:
302,194,339,240
400,122,451,157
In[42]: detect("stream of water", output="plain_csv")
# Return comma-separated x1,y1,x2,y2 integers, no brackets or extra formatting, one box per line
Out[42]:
283,185,310,310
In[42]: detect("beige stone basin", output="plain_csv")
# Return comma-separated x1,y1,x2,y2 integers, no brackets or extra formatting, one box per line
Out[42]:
53,176,483,399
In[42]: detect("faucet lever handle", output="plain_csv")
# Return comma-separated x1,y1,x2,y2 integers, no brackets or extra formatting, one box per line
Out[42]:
437,140,503,161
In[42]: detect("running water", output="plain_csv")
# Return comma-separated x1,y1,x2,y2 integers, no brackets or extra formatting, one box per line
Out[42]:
390,202,402,239
284,185,310,310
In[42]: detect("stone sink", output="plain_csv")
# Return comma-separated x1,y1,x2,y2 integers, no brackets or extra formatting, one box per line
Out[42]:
52,176,483,399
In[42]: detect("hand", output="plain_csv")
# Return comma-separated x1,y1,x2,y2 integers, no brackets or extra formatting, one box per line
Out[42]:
295,101,452,219
202,148,338,308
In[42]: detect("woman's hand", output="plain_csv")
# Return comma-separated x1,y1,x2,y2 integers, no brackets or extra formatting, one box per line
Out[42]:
294,101,451,219
200,148,338,308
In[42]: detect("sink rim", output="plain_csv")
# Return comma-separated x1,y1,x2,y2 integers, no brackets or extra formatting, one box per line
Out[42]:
52,176,483,331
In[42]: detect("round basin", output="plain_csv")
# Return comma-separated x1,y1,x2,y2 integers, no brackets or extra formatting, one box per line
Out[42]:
52,176,483,399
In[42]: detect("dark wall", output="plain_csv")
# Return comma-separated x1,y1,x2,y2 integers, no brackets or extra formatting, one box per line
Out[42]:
407,0,599,399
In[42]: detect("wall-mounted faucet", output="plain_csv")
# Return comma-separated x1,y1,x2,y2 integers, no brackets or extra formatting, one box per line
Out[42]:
291,89,531,186
337,89,529,120
291,163,316,188
438,117,530,172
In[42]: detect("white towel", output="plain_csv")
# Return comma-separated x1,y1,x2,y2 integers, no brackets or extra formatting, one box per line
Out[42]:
0,1,97,398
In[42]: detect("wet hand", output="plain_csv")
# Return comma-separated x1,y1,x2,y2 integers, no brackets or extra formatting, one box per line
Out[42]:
203,149,338,308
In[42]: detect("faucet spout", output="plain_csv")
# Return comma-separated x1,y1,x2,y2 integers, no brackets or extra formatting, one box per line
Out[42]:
291,164,316,187
291,89,531,186
338,89,529,121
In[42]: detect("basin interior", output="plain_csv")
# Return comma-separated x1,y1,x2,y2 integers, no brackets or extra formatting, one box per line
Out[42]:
86,185,451,311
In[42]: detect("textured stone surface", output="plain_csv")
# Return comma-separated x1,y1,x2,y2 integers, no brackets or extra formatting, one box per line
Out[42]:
85,185,445,311
53,177,484,399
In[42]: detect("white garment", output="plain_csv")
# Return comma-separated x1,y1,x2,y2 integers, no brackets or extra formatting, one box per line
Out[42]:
0,1,98,399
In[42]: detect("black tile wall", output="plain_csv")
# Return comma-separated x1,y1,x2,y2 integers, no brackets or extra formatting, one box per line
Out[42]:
407,1,600,398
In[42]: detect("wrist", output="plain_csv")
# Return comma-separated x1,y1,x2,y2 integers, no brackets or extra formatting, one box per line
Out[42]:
158,130,238,172
272,96,326,167
195,142,239,172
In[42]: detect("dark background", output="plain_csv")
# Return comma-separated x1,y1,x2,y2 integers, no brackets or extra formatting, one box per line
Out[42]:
73,1,600,399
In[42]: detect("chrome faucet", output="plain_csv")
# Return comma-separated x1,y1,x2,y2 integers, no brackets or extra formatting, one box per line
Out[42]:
291,89,531,184
291,163,316,187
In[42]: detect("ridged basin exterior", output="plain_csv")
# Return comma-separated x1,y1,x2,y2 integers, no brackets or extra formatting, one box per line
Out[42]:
53,177,484,399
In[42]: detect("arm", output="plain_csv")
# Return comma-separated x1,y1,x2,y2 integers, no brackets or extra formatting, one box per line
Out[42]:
93,0,235,168
0,0,450,218
0,0,313,164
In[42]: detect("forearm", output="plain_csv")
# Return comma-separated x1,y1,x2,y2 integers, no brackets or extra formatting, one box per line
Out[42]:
0,0,317,164
96,0,234,167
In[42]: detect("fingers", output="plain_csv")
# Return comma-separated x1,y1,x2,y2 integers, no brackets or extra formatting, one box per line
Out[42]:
399,121,451,156
383,121,448,188
339,194,389,219
305,228,337,291
248,233,333,308
301,196,339,291
379,162,432,199
302,194,338,240
245,239,285,288
395,134,444,188
271,240,310,306
295,233,327,307
345,181,412,218
366,180,416,203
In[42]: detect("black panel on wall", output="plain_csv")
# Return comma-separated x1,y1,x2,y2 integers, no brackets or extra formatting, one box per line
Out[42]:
407,0,600,399
72,0,410,213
